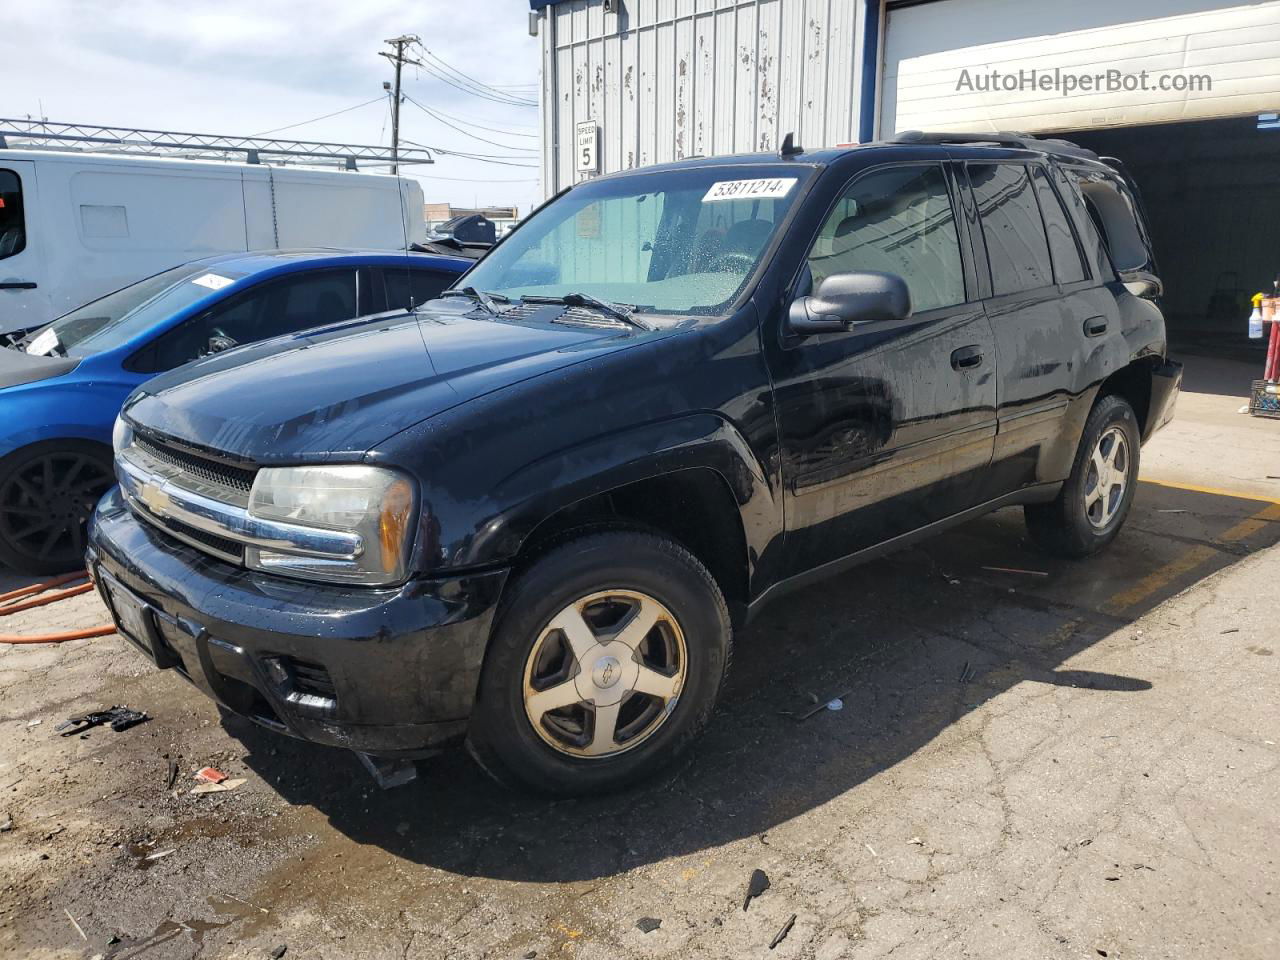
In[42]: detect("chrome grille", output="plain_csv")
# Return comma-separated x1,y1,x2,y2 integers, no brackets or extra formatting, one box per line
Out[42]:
134,435,256,494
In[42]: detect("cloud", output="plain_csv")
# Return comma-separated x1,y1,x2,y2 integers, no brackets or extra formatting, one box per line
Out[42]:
1,0,543,212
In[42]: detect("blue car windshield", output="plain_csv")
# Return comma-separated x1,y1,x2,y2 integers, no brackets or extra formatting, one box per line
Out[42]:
460,164,813,316
29,263,248,357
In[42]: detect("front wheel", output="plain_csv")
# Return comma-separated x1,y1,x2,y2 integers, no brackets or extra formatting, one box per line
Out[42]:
468,531,732,796
0,441,115,574
1025,394,1140,558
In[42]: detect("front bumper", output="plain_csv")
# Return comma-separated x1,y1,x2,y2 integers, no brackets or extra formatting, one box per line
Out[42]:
87,487,508,756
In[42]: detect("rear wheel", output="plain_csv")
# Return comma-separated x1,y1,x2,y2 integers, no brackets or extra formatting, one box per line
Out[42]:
0,441,114,574
1025,394,1140,558
468,531,731,796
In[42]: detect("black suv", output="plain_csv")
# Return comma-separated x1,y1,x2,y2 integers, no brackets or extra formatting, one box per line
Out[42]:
88,132,1181,795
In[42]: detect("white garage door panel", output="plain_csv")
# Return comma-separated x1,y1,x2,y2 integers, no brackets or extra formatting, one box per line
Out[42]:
882,0,1280,135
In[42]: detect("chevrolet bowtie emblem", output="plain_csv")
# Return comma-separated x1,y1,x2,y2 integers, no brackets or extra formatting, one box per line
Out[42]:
138,481,172,517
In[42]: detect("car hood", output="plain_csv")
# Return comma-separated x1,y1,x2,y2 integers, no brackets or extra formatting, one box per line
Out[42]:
0,345,81,388
125,302,657,463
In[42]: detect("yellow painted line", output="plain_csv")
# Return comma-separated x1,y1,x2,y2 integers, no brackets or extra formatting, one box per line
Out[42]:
1102,502,1280,615
1140,477,1280,506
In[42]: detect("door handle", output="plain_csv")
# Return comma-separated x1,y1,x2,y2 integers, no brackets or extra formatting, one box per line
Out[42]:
951,345,984,370
0,281,37,290
1084,316,1108,337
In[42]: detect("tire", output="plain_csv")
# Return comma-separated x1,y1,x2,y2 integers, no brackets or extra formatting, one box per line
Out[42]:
0,440,115,575
1025,394,1140,559
467,530,732,796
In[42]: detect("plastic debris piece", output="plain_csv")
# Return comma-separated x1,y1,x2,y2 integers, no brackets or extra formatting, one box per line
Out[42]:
56,706,149,736
907,836,924,845
194,767,228,784
0,813,12,832
982,565,1049,577
636,917,661,934
355,752,418,789
64,908,87,941
769,914,796,950
26,718,41,727
826,698,843,711
191,778,246,795
270,946,288,959
145,848,176,862
166,760,179,789
743,868,770,911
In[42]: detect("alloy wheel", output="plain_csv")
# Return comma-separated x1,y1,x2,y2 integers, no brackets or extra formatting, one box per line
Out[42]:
1084,425,1129,529
0,451,114,564
521,589,687,759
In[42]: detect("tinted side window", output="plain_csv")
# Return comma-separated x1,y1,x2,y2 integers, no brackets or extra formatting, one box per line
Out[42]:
968,163,1054,296
138,269,357,372
384,267,455,311
1031,167,1087,284
0,170,26,261
1058,168,1115,281
808,164,965,313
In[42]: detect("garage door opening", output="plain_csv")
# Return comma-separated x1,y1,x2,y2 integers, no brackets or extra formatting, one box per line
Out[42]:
1059,116,1280,353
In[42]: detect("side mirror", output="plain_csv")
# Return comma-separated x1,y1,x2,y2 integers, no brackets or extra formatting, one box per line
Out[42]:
1120,269,1162,300
788,271,912,335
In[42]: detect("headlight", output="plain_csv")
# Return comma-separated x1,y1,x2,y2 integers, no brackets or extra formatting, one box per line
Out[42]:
244,465,417,586
112,416,133,457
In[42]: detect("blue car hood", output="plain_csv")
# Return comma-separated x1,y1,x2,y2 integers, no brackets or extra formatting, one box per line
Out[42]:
125,304,648,463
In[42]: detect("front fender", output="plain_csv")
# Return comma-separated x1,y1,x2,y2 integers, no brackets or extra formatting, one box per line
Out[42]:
440,412,779,574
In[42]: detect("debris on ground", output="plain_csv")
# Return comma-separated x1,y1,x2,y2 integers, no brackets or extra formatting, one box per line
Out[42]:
958,662,976,683
1221,628,1240,635
144,848,176,862
743,868,770,911
981,565,1049,577
0,813,12,832
769,914,796,950
636,917,661,934
64,908,87,941
795,692,850,721
907,836,924,845
191,778,246,796
269,945,288,959
56,706,149,736
26,718,41,727
522,952,537,959
194,767,228,784
165,759,179,789
826,698,843,711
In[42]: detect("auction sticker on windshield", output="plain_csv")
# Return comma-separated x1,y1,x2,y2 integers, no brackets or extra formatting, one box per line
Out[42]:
25,328,59,357
191,273,234,291
703,178,797,202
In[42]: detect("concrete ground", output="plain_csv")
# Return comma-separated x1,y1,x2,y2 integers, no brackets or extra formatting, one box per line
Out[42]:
1,352,1278,960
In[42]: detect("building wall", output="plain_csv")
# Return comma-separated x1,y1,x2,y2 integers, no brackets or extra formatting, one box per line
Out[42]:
881,0,1280,136
536,0,872,197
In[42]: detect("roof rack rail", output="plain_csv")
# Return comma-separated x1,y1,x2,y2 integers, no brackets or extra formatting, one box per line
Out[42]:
889,130,1099,161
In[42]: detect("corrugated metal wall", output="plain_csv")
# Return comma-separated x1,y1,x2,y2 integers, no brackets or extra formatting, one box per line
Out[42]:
538,0,870,197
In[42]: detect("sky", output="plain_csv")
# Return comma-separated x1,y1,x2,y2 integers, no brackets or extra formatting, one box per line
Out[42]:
0,0,544,216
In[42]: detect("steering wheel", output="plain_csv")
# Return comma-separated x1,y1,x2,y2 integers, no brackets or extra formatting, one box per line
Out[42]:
708,252,756,274
200,327,239,357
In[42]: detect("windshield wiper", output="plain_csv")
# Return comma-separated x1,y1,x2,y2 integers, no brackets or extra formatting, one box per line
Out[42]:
439,286,509,315
520,293,652,331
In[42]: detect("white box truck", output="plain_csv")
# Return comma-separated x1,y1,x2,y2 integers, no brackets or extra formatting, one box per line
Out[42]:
0,150,427,333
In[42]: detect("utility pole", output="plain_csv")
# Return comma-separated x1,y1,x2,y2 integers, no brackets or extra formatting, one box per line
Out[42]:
379,35,421,174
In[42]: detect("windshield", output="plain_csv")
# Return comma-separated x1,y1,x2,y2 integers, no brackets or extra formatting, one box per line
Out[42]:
27,263,248,357
461,164,812,315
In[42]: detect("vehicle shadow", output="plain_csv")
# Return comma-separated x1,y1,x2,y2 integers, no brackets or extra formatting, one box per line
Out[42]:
226,481,1279,883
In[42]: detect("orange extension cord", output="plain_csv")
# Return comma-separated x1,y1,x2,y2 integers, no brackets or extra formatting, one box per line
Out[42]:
0,571,116,644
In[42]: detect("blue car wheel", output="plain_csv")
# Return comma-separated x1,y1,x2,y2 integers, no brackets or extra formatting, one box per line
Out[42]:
0,440,115,574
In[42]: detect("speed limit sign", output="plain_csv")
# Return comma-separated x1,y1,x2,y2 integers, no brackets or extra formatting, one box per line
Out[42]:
575,120,599,175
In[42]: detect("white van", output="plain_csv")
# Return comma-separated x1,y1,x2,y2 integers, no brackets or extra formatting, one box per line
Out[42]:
0,150,427,333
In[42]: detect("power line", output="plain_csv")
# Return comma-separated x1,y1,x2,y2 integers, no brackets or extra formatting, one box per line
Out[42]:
412,101,539,138
250,97,385,137
417,60,538,108
412,174,538,183
410,44,537,107
403,94,538,153
416,45,539,105
400,138,539,168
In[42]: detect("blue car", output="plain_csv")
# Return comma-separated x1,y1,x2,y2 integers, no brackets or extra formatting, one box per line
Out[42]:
0,248,469,572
